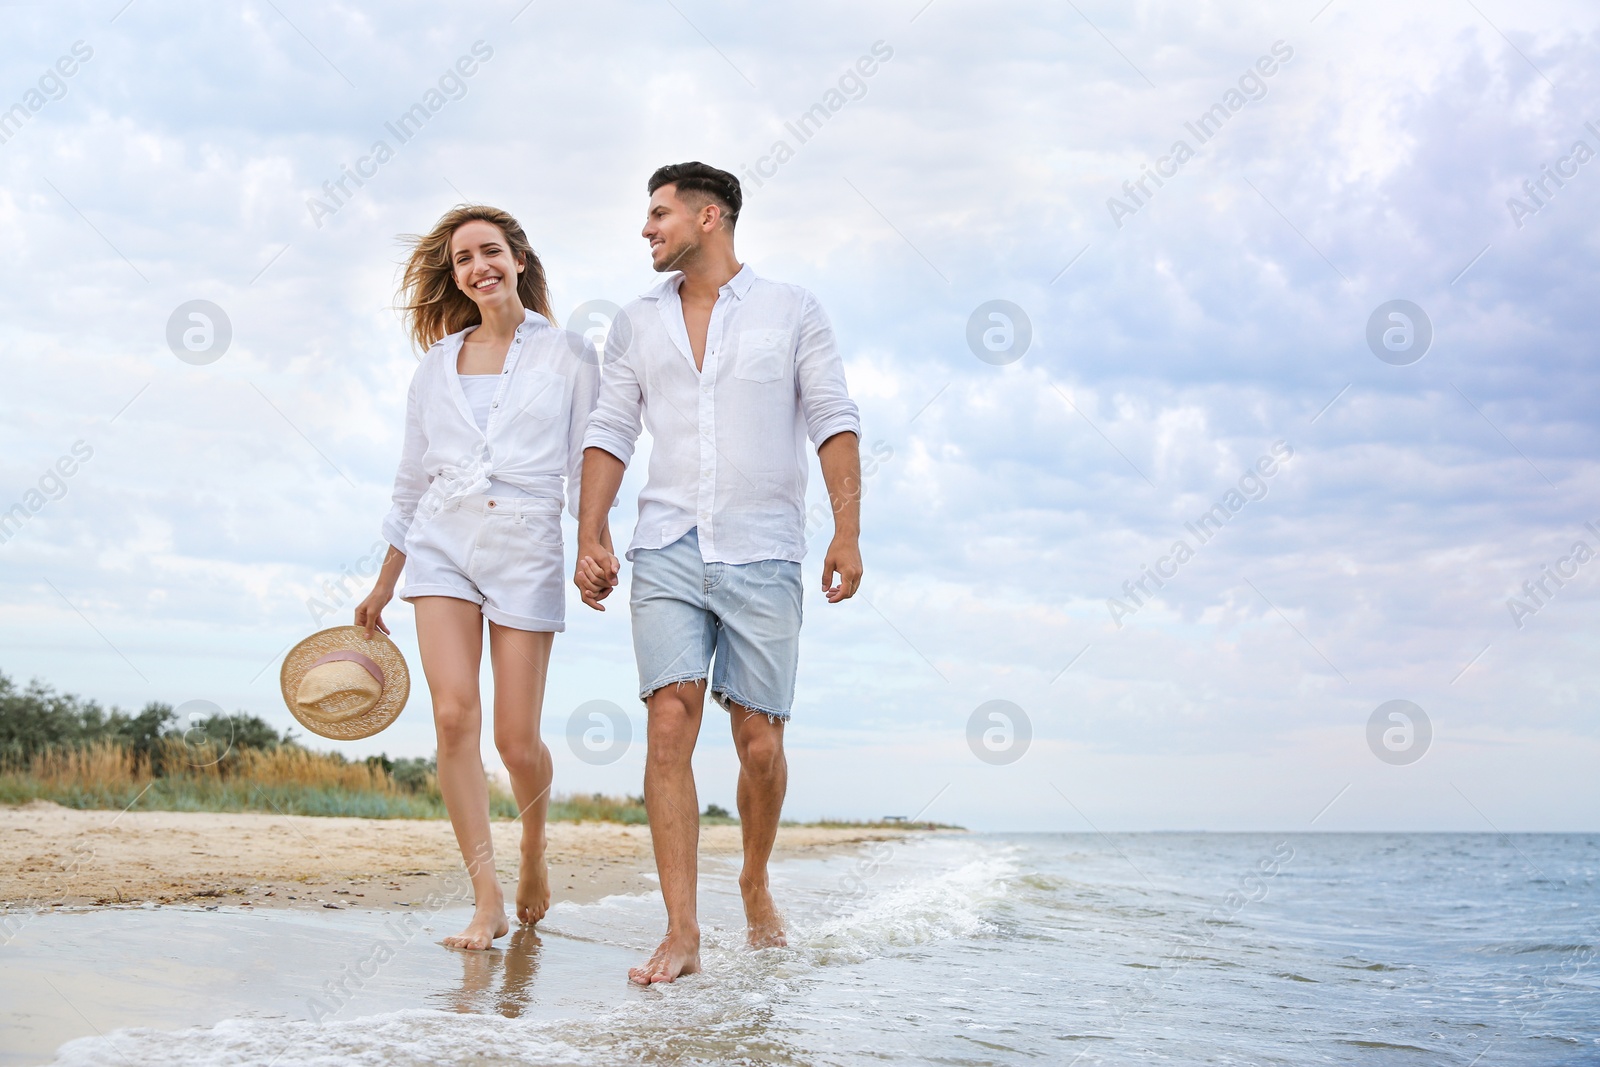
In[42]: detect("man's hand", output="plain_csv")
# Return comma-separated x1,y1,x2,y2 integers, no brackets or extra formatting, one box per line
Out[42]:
576,447,628,612
816,432,863,604
821,534,862,603
575,541,621,611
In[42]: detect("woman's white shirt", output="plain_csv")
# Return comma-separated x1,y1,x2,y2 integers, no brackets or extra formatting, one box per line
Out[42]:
382,309,600,552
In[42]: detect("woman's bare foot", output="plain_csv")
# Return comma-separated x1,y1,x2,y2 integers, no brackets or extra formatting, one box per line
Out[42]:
442,901,509,951
740,878,788,949
628,929,701,985
515,831,551,926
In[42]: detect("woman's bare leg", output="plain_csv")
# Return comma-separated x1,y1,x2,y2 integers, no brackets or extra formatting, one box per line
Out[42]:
487,621,555,925
414,595,508,950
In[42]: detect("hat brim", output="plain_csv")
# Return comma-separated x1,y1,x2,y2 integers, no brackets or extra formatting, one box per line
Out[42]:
279,626,410,741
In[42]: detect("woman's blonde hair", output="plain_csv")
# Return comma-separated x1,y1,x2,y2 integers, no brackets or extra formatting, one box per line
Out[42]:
397,205,554,352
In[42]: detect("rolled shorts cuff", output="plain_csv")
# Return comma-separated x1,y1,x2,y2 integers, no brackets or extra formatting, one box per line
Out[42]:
712,686,792,723
399,582,482,605
638,669,710,704
481,605,564,633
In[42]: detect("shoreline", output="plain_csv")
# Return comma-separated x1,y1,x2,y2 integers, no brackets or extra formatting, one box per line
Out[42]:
0,801,925,914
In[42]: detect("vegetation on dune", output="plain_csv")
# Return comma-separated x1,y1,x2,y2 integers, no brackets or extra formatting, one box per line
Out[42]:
0,671,961,828
0,671,454,818
0,672,611,820
550,791,649,824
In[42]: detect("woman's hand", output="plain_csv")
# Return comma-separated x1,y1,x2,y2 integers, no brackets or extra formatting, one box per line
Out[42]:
574,544,619,611
355,544,407,637
355,583,395,637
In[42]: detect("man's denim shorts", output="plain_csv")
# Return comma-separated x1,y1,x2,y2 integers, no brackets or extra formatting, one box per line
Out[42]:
629,528,802,721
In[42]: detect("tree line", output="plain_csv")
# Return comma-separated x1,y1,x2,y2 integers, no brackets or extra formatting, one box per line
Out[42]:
0,670,434,791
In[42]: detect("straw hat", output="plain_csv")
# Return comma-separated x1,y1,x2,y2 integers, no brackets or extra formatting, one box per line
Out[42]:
279,626,410,740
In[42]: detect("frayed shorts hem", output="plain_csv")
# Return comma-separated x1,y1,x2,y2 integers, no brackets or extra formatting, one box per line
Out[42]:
712,687,791,723
637,673,792,724
638,670,709,704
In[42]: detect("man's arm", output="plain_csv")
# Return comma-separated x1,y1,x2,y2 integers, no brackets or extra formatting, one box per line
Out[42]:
575,446,626,610
817,431,862,603
793,291,863,603
574,314,644,611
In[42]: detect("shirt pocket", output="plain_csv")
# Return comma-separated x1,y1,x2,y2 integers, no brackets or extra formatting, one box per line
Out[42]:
517,369,566,421
735,329,790,384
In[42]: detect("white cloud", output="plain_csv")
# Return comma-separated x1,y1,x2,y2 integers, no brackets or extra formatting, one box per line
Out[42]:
1,0,1598,829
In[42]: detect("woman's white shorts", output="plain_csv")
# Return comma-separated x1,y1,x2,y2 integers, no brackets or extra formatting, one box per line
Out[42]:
400,493,566,632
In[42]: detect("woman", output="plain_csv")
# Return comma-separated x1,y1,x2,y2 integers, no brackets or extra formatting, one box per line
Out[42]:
355,205,606,950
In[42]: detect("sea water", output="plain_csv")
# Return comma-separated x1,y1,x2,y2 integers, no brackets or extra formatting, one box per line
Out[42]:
7,832,1598,1065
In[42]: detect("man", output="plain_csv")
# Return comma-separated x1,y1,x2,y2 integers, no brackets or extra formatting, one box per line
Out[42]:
575,161,863,984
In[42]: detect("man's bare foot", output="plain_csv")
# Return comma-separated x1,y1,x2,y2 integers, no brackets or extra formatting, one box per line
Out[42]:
741,878,788,949
628,929,702,985
442,902,509,951
516,832,551,926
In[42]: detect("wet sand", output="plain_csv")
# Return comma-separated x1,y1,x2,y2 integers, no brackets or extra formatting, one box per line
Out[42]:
3,904,649,1066
1,805,928,1066
0,801,913,912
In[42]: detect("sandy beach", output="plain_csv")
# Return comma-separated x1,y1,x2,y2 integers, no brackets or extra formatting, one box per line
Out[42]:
0,801,915,912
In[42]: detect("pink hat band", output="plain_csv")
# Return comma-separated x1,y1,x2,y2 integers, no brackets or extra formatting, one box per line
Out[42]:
309,649,385,686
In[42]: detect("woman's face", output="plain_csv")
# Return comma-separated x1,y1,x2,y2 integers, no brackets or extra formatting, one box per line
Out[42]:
450,220,524,310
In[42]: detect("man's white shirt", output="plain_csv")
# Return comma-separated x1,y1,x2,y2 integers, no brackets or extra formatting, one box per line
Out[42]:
583,264,860,564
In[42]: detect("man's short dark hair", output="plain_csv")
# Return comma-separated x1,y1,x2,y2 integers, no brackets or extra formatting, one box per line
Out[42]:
648,161,742,228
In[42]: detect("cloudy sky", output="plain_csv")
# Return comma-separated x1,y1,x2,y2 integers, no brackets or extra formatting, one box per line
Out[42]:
2,0,1596,831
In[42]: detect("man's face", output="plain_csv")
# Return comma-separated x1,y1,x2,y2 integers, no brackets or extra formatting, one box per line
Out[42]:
642,184,704,273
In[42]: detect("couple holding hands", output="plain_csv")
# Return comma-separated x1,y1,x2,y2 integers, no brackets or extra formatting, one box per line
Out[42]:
352,162,864,984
